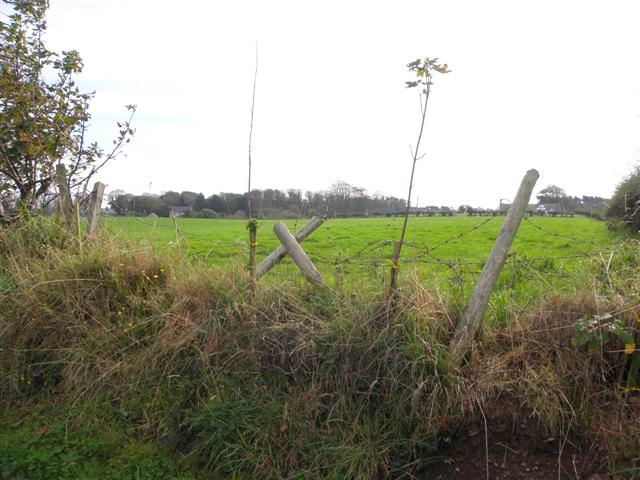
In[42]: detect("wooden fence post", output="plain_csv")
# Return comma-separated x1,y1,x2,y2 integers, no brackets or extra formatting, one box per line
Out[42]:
256,216,324,279
55,164,74,228
86,181,105,239
247,218,258,278
449,169,539,365
169,209,183,254
273,222,326,286
388,240,401,295
75,202,82,248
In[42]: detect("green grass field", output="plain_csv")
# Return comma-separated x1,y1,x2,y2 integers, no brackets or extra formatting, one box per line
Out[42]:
105,215,621,310
106,215,611,264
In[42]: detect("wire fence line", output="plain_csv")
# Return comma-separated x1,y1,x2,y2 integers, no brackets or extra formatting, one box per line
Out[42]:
106,215,634,288
521,216,613,248
405,216,497,256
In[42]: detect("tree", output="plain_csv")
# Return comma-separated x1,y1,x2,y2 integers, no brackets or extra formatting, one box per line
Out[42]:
287,189,303,212
0,0,135,219
192,193,206,211
536,185,579,213
107,189,126,213
108,191,133,215
179,191,199,207
536,185,567,203
160,191,180,206
206,194,225,214
390,57,449,294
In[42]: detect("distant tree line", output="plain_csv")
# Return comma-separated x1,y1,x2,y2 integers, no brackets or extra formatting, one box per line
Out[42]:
534,185,608,216
107,180,407,219
455,185,608,218
106,180,611,220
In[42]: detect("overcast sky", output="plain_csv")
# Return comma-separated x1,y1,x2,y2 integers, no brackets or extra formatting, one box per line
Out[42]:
20,0,640,207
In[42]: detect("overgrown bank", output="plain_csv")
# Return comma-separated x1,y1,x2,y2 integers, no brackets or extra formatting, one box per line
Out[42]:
1,218,639,478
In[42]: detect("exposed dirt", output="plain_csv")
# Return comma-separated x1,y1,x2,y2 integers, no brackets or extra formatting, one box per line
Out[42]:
422,402,605,480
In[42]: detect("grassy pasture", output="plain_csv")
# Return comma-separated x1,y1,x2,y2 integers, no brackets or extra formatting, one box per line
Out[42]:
106,215,611,265
105,215,620,323
107,215,610,276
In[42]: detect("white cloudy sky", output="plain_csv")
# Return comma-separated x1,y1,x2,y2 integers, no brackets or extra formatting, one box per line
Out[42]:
21,0,640,207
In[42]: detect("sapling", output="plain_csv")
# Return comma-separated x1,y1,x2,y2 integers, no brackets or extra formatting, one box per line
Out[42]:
389,57,450,295
247,48,258,277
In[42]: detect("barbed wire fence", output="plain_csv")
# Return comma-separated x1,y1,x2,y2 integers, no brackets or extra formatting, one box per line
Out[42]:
105,214,634,294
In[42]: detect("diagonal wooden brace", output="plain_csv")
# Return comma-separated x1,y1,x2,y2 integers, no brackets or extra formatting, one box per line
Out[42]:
256,216,324,279
273,222,326,286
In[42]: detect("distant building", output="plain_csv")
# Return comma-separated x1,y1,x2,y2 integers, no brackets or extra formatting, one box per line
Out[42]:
169,206,192,217
539,203,563,214
499,202,538,213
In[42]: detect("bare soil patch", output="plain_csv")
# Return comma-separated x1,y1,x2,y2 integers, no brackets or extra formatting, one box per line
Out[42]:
424,401,604,480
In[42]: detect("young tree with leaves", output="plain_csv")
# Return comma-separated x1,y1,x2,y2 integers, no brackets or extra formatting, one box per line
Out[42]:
389,57,450,294
0,0,135,220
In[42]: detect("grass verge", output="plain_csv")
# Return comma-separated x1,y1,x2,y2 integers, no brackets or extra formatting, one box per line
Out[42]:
1,217,638,478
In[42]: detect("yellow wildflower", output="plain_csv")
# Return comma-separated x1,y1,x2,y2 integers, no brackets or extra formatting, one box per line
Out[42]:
624,343,636,355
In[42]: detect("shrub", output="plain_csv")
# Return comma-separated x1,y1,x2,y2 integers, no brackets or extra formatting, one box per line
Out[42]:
608,165,640,232
198,208,219,219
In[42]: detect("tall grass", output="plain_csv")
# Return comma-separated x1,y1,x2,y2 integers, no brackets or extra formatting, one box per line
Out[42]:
1,217,638,478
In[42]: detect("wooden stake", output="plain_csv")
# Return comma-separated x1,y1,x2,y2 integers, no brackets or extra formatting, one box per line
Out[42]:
389,240,401,295
86,182,105,239
75,201,82,250
248,218,258,278
54,164,74,228
256,216,324,279
449,169,539,365
169,210,182,251
273,222,326,286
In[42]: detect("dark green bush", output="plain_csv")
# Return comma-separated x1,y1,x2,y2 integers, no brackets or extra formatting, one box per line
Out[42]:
608,165,640,232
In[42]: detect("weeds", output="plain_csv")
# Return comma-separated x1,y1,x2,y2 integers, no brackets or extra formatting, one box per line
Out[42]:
1,217,639,477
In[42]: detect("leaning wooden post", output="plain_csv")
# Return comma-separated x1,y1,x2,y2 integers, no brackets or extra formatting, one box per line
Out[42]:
169,209,183,253
256,216,324,279
449,169,539,365
273,222,326,287
54,164,74,228
86,181,105,239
